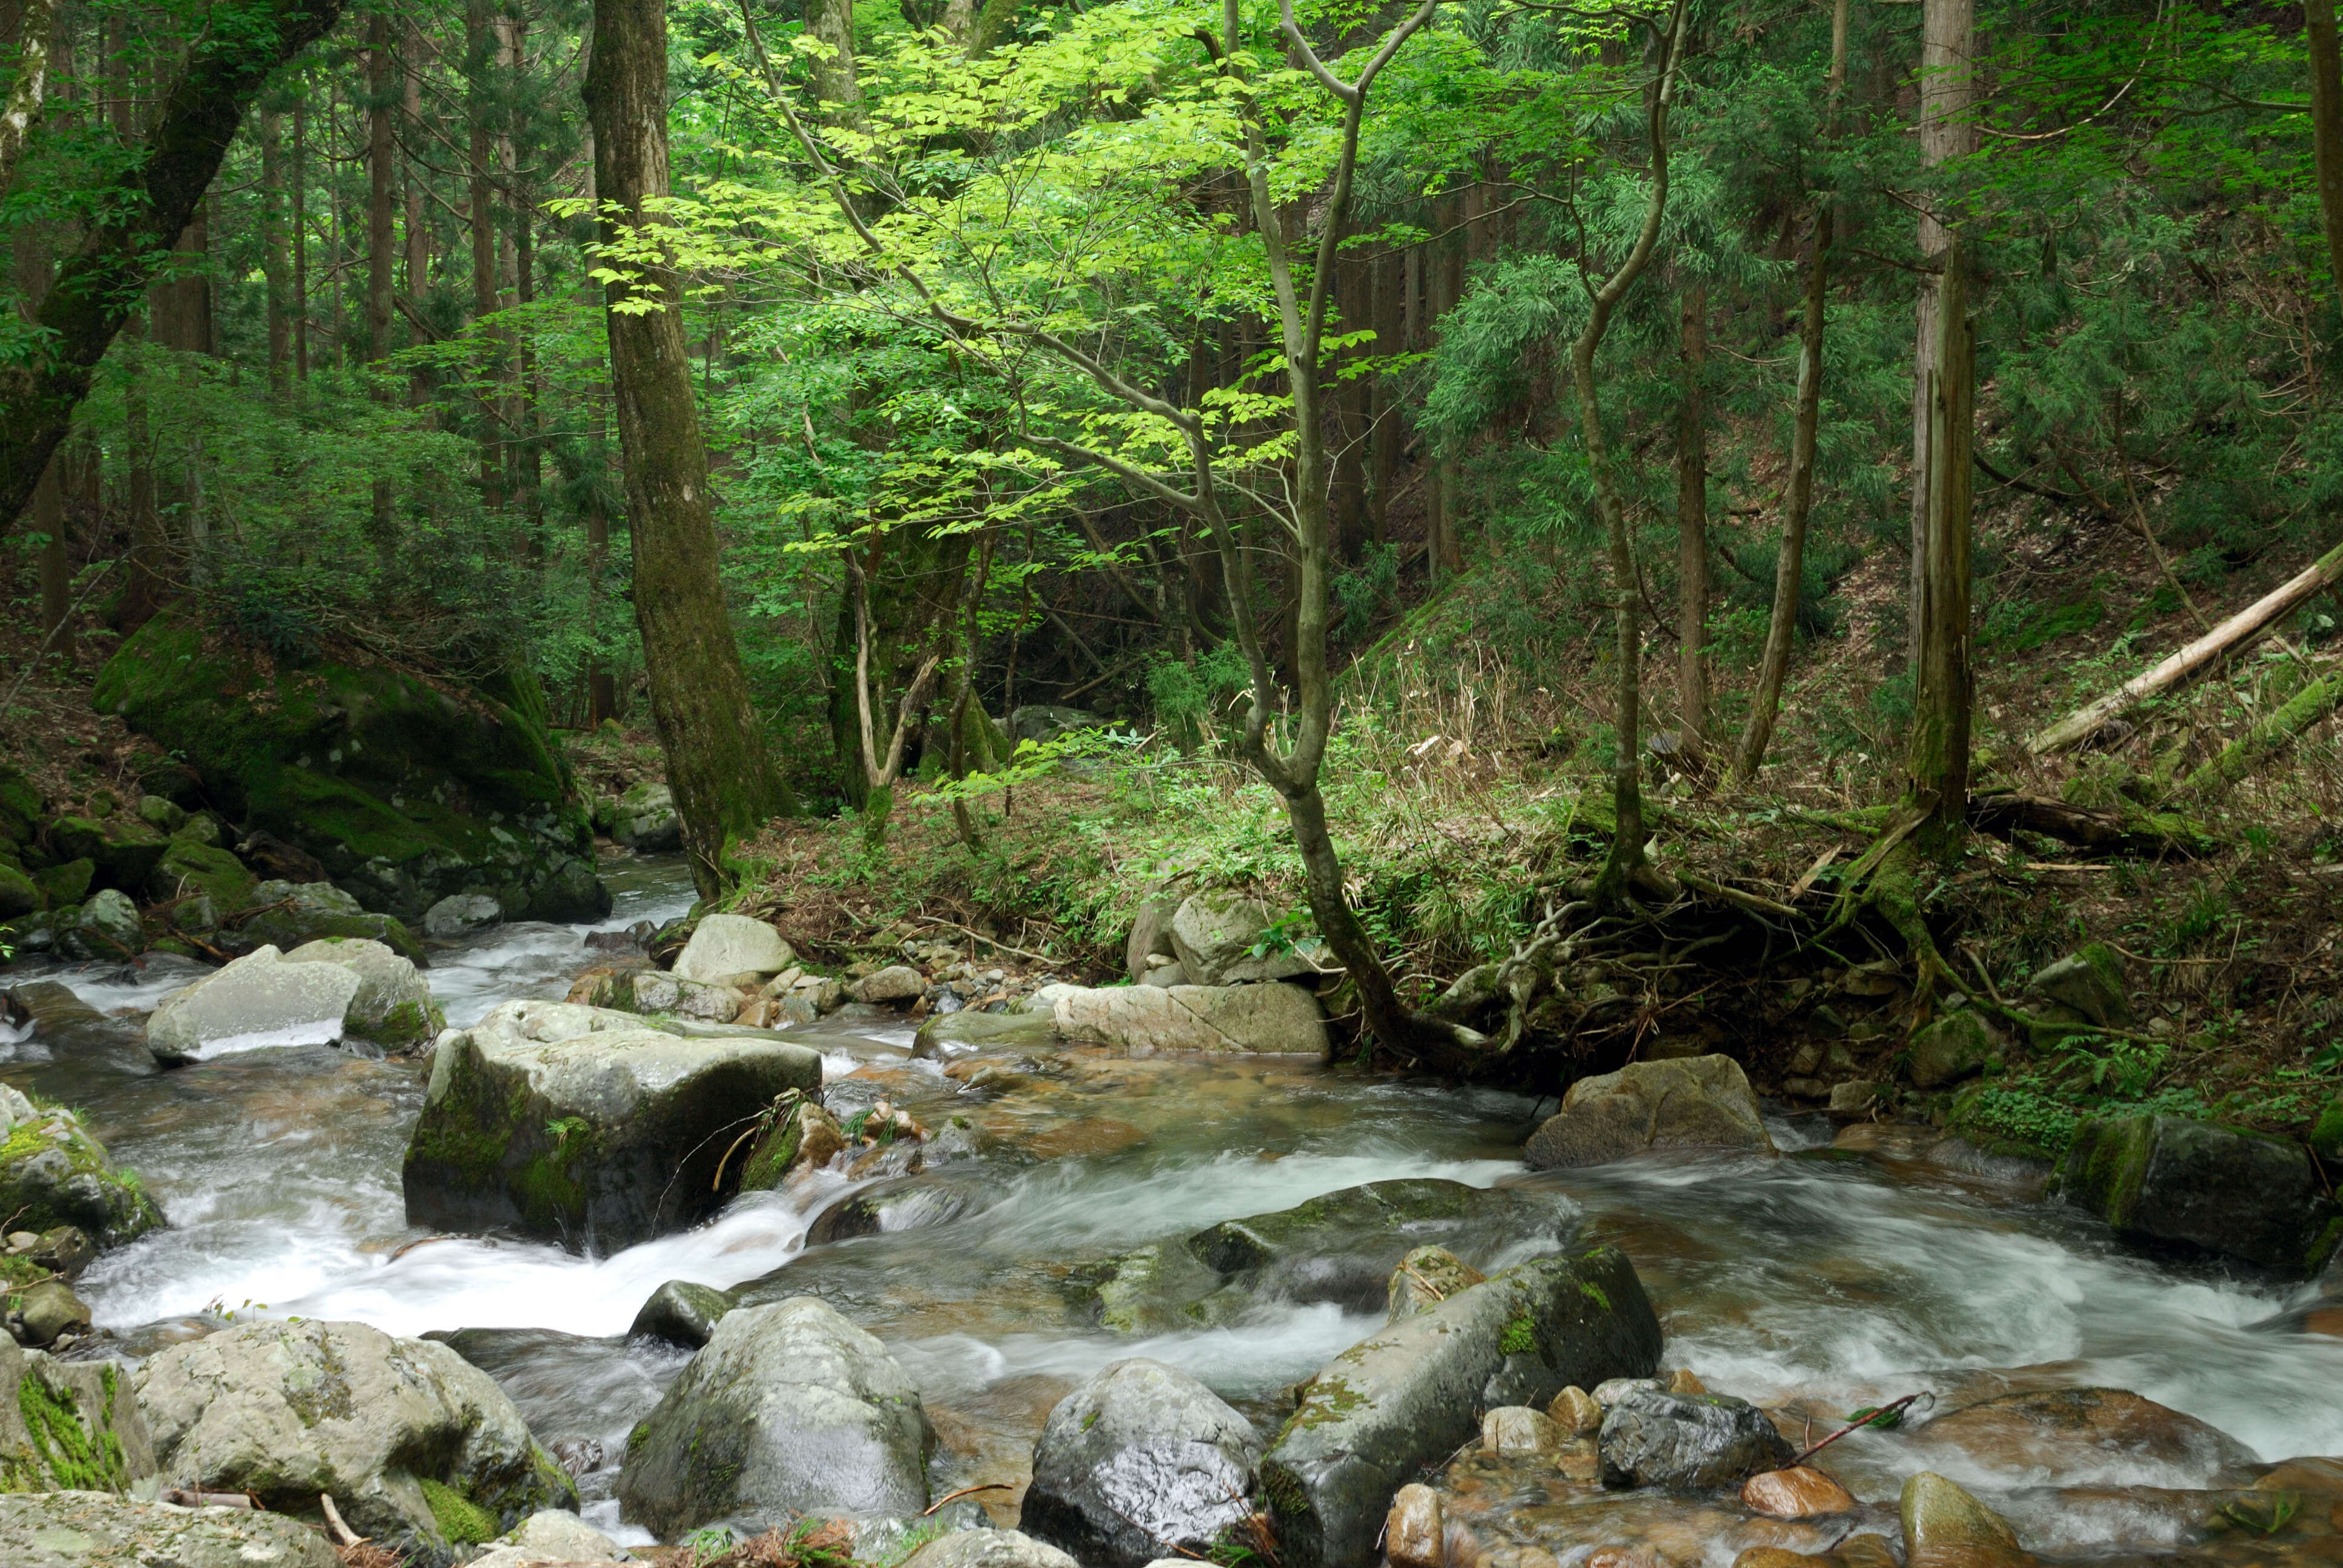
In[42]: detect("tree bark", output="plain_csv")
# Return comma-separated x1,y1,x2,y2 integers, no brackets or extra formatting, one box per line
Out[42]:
586,0,795,893
1906,0,1971,659
292,90,309,381
2307,2,2343,295
1674,277,1708,765
810,0,859,117
468,0,503,508
1906,235,1973,854
261,111,289,396
368,10,395,558
0,0,54,200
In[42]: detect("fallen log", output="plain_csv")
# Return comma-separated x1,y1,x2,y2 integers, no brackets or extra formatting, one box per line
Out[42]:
2025,538,2343,756
1966,790,2215,857
2178,668,2343,800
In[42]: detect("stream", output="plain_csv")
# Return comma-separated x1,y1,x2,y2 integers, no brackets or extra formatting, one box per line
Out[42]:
5,854,2342,1560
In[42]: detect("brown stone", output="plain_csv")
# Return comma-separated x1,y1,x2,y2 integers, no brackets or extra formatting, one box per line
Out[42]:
1583,1550,1658,1568
1666,1367,1708,1395
1731,1552,1832,1568
1919,1387,2255,1483
1385,1483,1443,1568
1740,1466,1855,1520
1836,1539,1898,1568
1482,1406,1561,1457
1549,1386,1603,1436
1555,1438,1601,1481
2305,1306,2343,1337
1389,1245,1487,1322
1901,1471,2028,1568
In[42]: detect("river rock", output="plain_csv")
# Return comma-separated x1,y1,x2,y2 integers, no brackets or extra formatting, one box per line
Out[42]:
1908,1009,1997,1089
1598,1387,1795,1489
1899,1471,2027,1568
1126,897,1181,983
1023,1358,1263,1568
470,1508,629,1566
146,944,361,1064
60,889,143,961
1052,981,1329,1056
858,964,928,1004
1261,1247,1662,1568
1169,892,1317,985
674,913,795,984
13,1279,92,1345
903,1529,1080,1568
425,892,504,939
913,1008,1060,1058
145,839,257,913
2058,1113,2339,1275
1740,1466,1855,1519
231,878,427,964
1915,1387,2255,1485
1523,1054,1775,1170
736,1097,848,1190
2025,943,2131,1029
0,1493,339,1568
629,1280,736,1349
1388,1244,1486,1321
0,1335,156,1489
1194,1179,1567,1311
404,1000,823,1250
602,780,681,853
136,1318,575,1567
1383,1485,1443,1568
284,936,444,1048
617,1297,934,1537
568,965,742,1024
49,815,169,892
1550,1385,1604,1435
0,1083,163,1247
1483,1405,1562,1455
0,861,38,920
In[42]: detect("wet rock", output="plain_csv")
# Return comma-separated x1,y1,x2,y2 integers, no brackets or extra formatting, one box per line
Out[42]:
2057,1113,2339,1275
1907,1010,1997,1089
424,893,503,939
806,1175,982,1244
1126,897,1181,984
571,965,743,1023
12,1279,91,1346
2025,943,2131,1030
1484,1406,1562,1455
674,913,795,984
1740,1467,1855,1519
402,999,823,1251
859,964,928,1004
145,839,257,913
1598,1388,1795,1489
1550,1386,1604,1436
1023,1358,1263,1568
602,781,681,853
0,1083,163,1246
913,1008,1060,1058
1261,1247,1662,1568
902,1528,1080,1568
1170,892,1319,985
736,1098,847,1191
147,943,361,1065
136,1317,575,1567
231,878,425,965
629,1280,735,1349
1523,1055,1777,1170
4,979,106,1037
284,936,444,1049
0,1492,338,1568
0,1336,155,1489
18,1224,95,1281
1665,1367,1707,1394
1916,1387,2256,1485
1052,982,1328,1056
617,1297,934,1537
1388,1244,1486,1321
61,888,143,960
1594,1376,1665,1405
468,1508,630,1566
1899,1471,2027,1568
1384,1485,1443,1568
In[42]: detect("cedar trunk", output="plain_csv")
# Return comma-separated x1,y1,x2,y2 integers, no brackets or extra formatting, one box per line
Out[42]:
1907,0,1972,657
585,0,795,893
1674,278,1708,763
1906,237,1974,853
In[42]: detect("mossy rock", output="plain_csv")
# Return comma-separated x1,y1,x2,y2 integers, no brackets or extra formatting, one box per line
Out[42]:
144,840,257,912
2312,1097,2343,1167
46,817,168,893
2059,1114,2337,1276
0,1341,156,1494
0,866,37,921
0,767,41,848
30,859,91,907
94,607,608,925
0,1087,163,1249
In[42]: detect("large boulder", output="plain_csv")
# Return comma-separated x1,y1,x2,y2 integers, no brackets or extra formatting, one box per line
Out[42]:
0,1336,157,1491
0,1494,338,1568
1899,1471,2028,1568
2058,1114,2339,1276
567,965,743,1024
402,999,823,1250
1523,1054,1776,1170
617,1297,934,1537
1596,1387,1794,1489
0,860,38,919
146,944,361,1065
145,840,257,913
673,913,794,984
424,892,503,939
1260,1247,1662,1568
1169,892,1319,985
1023,1359,1263,1568
136,1318,576,1567
600,780,681,853
1052,982,1328,1056
0,1083,163,1247
94,607,609,927
48,815,169,892
229,878,425,965
903,1529,1080,1568
284,936,444,1049
57,888,143,960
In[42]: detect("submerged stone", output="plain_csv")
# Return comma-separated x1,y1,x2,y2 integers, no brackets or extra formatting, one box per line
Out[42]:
1899,1471,2027,1568
1598,1388,1795,1489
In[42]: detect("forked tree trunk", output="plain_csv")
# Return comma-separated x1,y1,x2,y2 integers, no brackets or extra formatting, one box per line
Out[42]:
586,0,795,893
1906,235,1974,855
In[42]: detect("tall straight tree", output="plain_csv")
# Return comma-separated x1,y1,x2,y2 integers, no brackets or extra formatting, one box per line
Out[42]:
2307,4,2343,293
1674,276,1708,765
1906,234,1973,852
585,0,795,893
367,9,395,558
1905,0,1970,657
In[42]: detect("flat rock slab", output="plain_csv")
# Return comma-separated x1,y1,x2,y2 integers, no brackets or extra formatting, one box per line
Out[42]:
146,944,359,1064
402,1000,823,1250
1054,982,1328,1055
0,1492,339,1568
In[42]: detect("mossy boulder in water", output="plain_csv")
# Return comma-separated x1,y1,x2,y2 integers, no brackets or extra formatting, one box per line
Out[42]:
1523,1054,1775,1170
284,936,444,1049
402,1000,823,1251
1260,1247,1662,1568
0,1336,157,1492
0,1083,162,1248
145,840,257,912
46,815,168,893
93,607,609,927
229,878,425,965
135,1318,575,1568
2058,1113,2339,1276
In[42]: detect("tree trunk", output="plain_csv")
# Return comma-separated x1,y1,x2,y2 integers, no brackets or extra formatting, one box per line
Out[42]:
1906,235,1974,855
34,456,70,662
1369,246,1400,549
367,10,395,559
293,91,309,381
468,0,503,509
261,111,289,396
1674,277,1708,764
2307,2,2343,295
585,0,795,893
810,0,858,117
1907,0,1972,659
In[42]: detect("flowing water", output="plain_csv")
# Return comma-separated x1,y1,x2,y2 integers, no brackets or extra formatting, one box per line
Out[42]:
5,854,2342,1559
